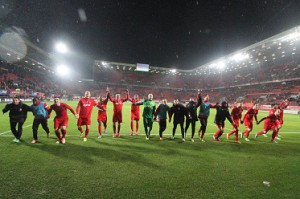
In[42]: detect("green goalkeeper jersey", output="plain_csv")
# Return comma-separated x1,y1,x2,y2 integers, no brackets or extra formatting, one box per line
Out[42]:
137,99,156,119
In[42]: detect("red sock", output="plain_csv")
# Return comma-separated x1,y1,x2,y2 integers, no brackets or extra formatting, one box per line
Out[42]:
214,130,220,138
85,129,89,138
136,122,139,133
228,130,235,136
271,130,277,140
235,130,239,141
55,130,61,139
243,130,250,138
130,121,134,132
118,123,121,134
257,131,265,136
98,125,102,136
61,129,66,138
78,126,83,133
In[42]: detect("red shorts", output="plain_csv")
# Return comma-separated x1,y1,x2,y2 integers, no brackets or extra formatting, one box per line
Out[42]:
131,112,140,121
279,118,283,125
263,121,278,132
97,113,107,123
77,117,91,126
113,113,122,123
233,119,240,128
54,117,68,129
244,120,253,129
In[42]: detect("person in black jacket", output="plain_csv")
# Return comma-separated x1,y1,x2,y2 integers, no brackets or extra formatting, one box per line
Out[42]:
2,97,31,143
213,101,239,143
169,99,187,141
185,93,200,142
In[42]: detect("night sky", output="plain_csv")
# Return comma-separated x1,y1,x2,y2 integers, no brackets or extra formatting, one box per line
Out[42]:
1,0,300,69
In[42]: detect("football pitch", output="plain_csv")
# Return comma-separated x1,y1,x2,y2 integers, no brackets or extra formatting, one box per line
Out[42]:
0,101,300,199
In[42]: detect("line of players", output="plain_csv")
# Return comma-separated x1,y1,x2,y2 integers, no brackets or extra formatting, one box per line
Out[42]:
2,88,290,144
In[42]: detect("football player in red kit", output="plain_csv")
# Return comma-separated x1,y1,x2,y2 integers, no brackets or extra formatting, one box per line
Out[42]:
128,94,141,136
226,102,243,143
76,91,97,141
107,89,129,137
96,94,109,138
240,103,259,142
276,98,290,139
255,109,281,143
48,97,77,144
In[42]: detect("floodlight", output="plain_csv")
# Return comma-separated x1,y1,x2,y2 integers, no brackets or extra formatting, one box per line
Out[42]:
170,69,176,73
230,53,249,62
55,42,68,53
216,61,226,70
56,64,70,76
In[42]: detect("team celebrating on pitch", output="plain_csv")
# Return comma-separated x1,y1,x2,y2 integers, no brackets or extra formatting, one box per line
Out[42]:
2,88,290,144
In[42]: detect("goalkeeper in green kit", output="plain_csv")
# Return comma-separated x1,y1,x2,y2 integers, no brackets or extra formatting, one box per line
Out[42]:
134,93,156,140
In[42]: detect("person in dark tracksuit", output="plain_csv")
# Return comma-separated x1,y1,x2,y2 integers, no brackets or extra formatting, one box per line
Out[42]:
169,99,187,142
30,97,51,143
185,94,200,142
154,99,170,141
2,97,31,143
213,101,238,143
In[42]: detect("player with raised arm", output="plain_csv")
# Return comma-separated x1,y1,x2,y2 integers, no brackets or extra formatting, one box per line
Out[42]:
213,101,239,143
76,91,97,142
254,109,281,144
2,97,31,143
154,99,170,141
240,103,259,142
96,93,109,138
128,94,141,136
195,90,215,142
226,102,243,143
276,98,290,140
48,97,77,144
134,93,156,140
107,88,129,138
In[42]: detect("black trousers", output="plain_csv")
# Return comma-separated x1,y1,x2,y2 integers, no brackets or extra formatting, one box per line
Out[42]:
199,117,208,134
32,119,50,140
173,121,185,138
159,119,167,137
10,118,25,139
185,119,196,138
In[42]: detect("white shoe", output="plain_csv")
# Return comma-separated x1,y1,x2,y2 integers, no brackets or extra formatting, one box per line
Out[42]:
191,138,194,142
61,138,66,144
182,138,185,142
98,135,102,139
263,134,268,137
245,138,250,142
171,136,175,140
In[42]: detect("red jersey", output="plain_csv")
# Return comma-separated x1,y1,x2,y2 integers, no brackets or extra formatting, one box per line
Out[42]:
76,97,96,119
129,98,141,114
243,108,258,122
108,93,128,114
231,106,243,121
97,98,108,121
49,103,75,119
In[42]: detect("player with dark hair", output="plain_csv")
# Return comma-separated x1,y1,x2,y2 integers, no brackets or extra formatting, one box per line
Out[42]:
213,101,239,143
169,99,187,142
2,97,31,143
240,103,259,142
254,109,281,144
128,94,141,136
134,93,156,140
96,95,109,138
107,89,129,138
76,91,97,142
196,91,216,142
226,102,243,143
154,99,170,140
185,95,199,142
48,97,77,144
30,97,51,143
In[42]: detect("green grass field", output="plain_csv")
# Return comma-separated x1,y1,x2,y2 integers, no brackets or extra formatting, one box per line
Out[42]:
1,101,300,199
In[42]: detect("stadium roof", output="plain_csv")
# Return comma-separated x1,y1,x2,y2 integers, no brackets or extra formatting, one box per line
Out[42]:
95,25,300,76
